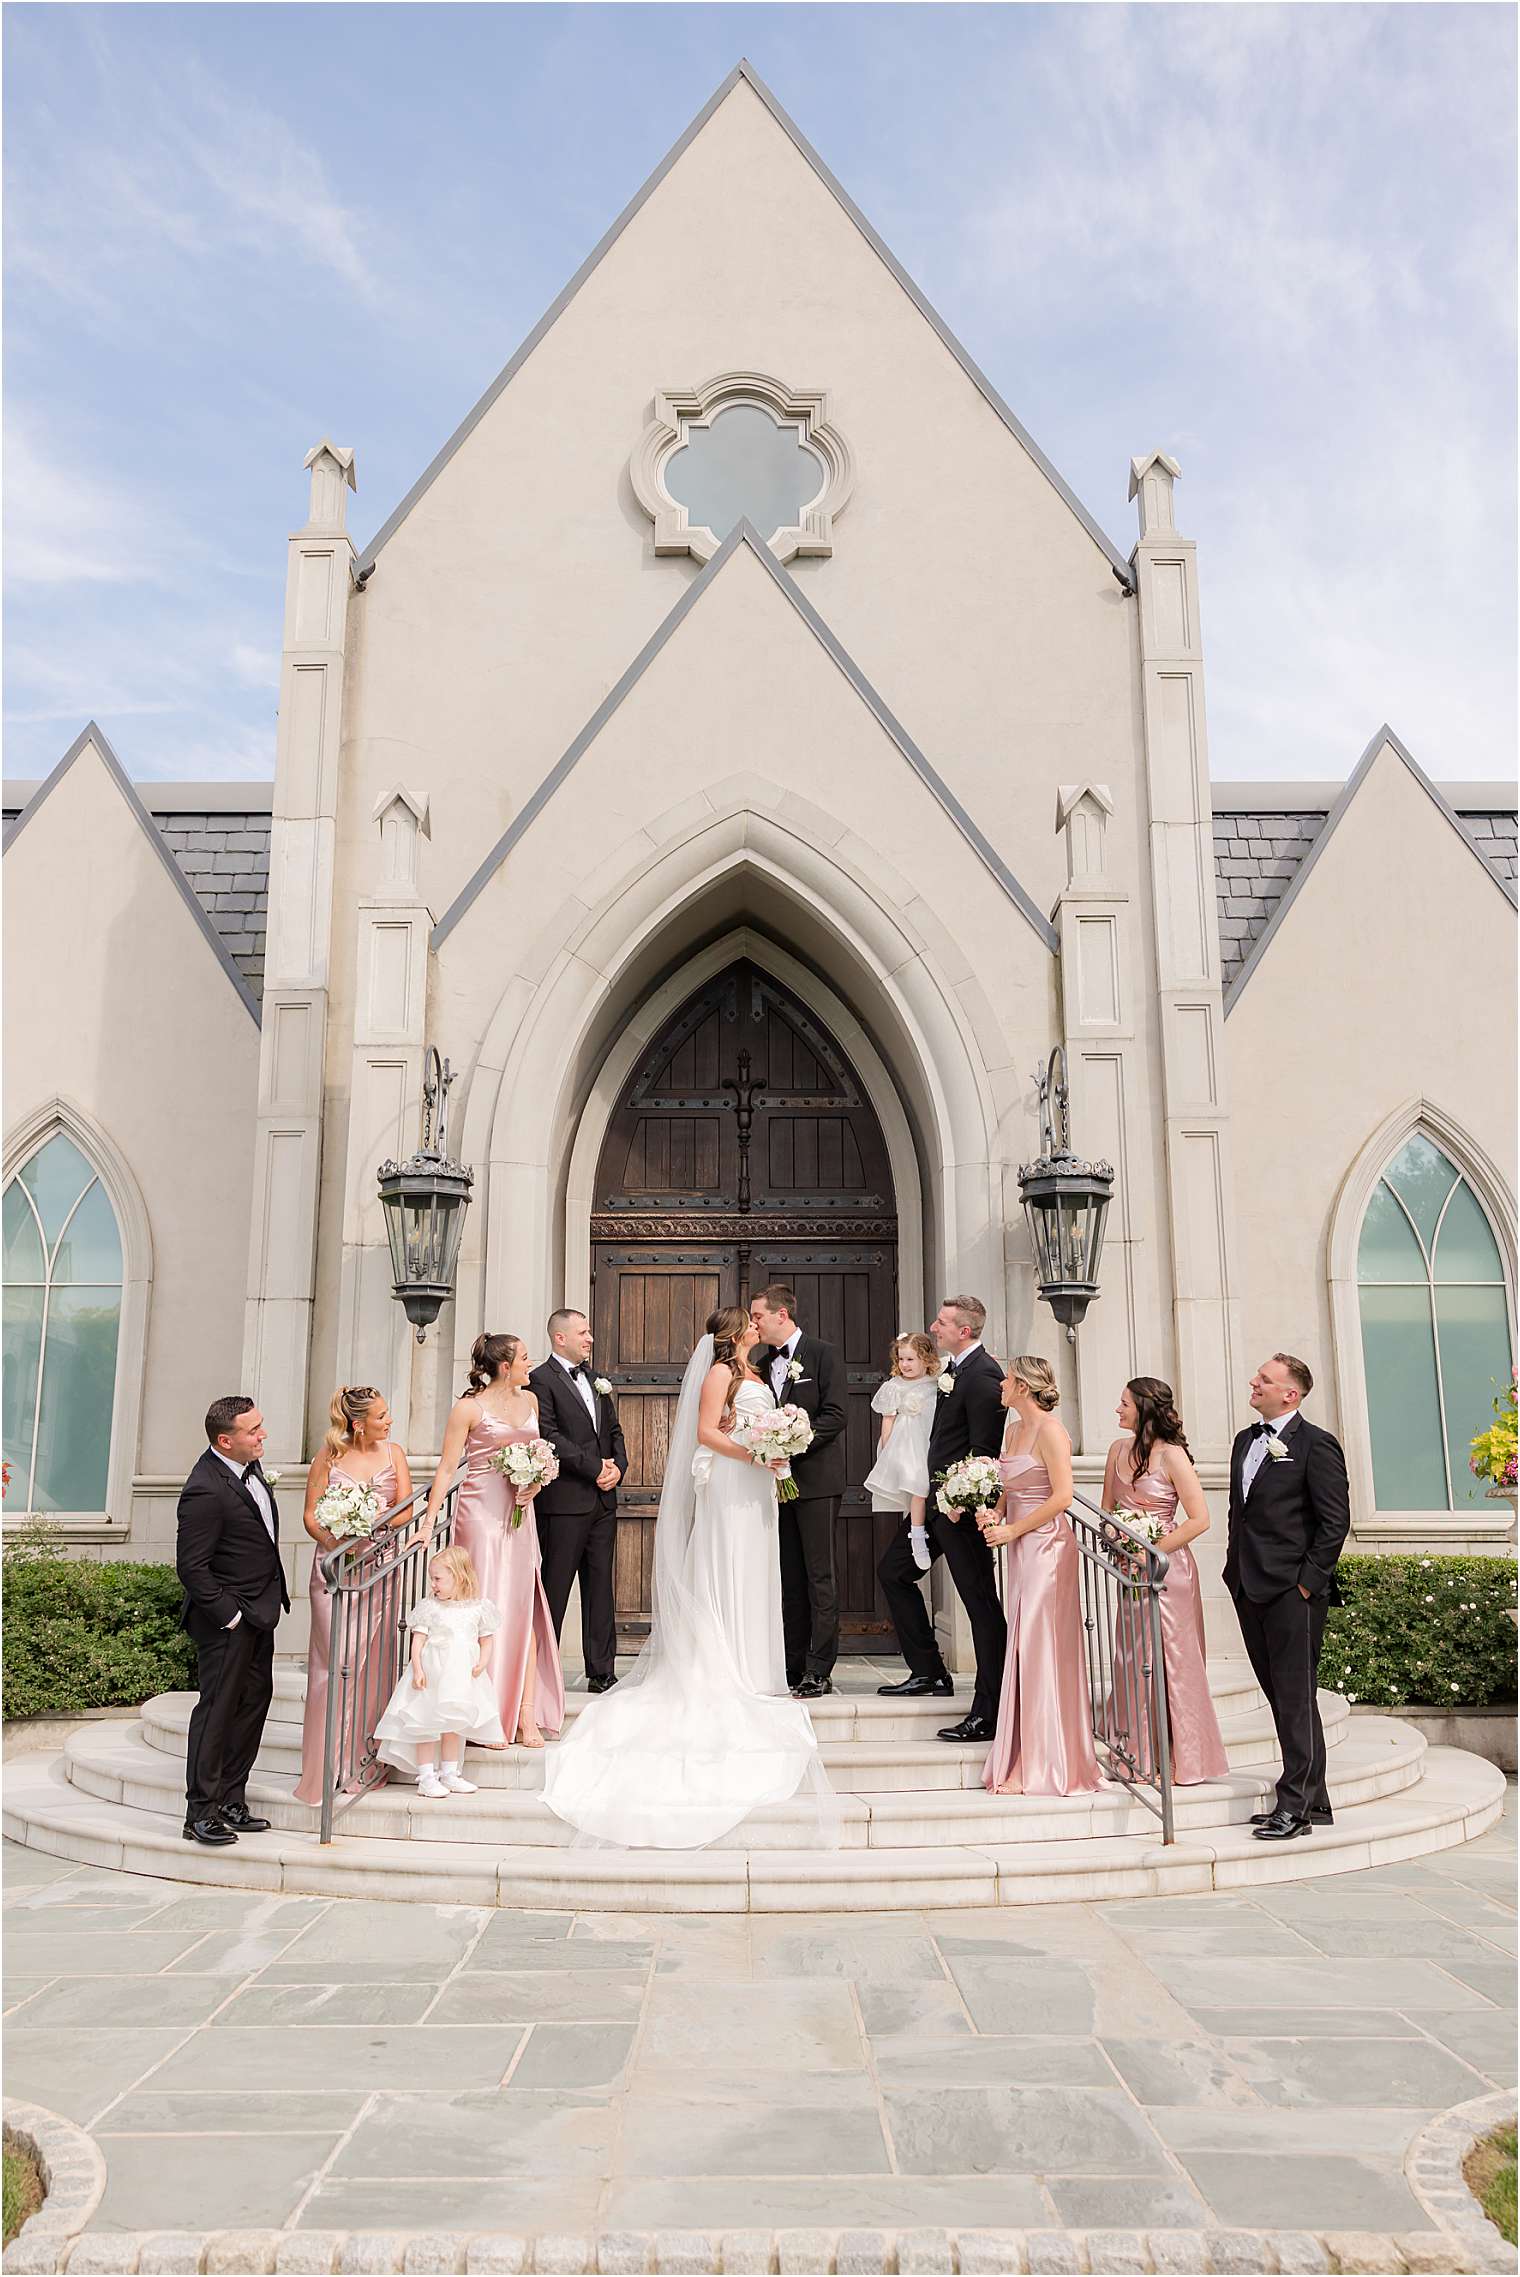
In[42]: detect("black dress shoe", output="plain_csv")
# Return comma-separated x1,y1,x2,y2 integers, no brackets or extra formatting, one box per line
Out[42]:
183,1813,237,1847
218,1803,271,1833
795,1675,834,1699
877,1672,953,1698
1250,1805,1332,1826
1252,1809,1313,1841
586,1674,618,1695
937,1712,995,1743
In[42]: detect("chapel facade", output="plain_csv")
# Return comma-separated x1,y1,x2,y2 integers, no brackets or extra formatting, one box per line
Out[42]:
5,64,1515,1662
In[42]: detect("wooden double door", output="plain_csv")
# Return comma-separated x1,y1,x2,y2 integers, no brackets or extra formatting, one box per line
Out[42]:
591,960,900,1647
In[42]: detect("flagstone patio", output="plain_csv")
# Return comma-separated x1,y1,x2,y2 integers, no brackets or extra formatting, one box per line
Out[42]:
2,1788,1513,2258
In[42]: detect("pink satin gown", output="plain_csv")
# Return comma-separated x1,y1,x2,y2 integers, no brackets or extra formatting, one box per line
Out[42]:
983,1454,1102,1797
1107,1465,1230,1785
294,1455,400,1808
452,1416,565,1742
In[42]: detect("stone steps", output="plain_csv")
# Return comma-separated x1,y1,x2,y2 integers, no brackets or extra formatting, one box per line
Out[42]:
137,1684,1352,1789
258,1657,1276,1734
62,1711,1426,1850
2,1737,1504,1911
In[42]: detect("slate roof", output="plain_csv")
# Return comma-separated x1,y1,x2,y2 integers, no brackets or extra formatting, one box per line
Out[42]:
5,772,1513,1011
1211,785,1516,990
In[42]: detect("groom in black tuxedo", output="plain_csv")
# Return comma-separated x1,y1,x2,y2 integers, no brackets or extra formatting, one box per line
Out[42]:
176,1395,289,1847
531,1308,628,1694
1225,1352,1350,1841
877,1296,1008,1742
751,1285,847,1698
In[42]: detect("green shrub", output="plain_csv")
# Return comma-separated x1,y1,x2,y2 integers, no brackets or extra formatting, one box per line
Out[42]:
1323,1554,1517,1711
1,1541,195,1721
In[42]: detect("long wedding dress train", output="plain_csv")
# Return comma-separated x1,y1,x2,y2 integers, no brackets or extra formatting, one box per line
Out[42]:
541,1346,838,1849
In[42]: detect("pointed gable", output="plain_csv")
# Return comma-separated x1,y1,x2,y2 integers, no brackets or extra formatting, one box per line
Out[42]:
431,524,1058,1001
358,63,1128,585
5,724,261,1020
1225,726,1518,1014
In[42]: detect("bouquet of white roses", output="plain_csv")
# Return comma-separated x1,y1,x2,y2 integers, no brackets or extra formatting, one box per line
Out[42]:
317,1478,383,1546
488,1437,560,1527
935,1453,1004,1524
1101,1505,1164,1577
731,1402,815,1502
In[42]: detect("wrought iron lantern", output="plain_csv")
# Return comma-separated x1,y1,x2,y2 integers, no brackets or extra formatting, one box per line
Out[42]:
1017,1047,1114,1339
377,1047,474,1341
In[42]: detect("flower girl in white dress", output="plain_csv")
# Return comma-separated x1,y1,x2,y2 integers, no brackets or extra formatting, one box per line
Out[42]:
375,1545,505,1796
865,1333,940,1573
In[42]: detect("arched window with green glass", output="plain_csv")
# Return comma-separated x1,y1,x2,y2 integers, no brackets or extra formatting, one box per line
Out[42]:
3,1131,124,1514
1357,1133,1516,1511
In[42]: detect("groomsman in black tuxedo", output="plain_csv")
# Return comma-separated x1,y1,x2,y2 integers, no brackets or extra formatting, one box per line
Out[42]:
876,1296,1008,1742
531,1309,628,1694
751,1286,847,1697
176,1395,289,1847
1225,1352,1350,1841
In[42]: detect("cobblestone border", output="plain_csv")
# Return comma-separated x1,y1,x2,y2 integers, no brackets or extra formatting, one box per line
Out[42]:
2,2228,1513,2276
0,2102,107,2254
1405,2088,1518,2272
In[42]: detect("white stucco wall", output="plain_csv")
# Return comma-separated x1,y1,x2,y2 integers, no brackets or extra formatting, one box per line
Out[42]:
1226,741,1517,1548
3,742,260,1565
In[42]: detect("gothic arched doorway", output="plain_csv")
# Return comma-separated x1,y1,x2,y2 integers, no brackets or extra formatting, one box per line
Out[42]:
591,957,900,1646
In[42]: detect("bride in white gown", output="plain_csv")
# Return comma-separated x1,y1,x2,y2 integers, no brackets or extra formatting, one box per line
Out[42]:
541,1308,839,1849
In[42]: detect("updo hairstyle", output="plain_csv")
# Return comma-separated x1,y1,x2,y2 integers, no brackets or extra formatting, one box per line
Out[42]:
1009,1354,1060,1411
465,1332,524,1397
324,1384,383,1462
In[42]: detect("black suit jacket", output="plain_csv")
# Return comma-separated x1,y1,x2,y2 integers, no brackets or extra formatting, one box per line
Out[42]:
176,1450,289,1644
530,1360,629,1519
1224,1411,1350,1605
757,1333,848,1499
926,1345,1006,1481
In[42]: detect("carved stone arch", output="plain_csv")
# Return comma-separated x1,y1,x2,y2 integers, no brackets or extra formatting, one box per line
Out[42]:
448,807,1006,1416
1328,1095,1517,1540
2,1096,153,1537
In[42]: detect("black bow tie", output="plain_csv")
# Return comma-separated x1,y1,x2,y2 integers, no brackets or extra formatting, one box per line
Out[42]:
1254,1420,1275,1437
241,1461,262,1484
571,1363,591,1379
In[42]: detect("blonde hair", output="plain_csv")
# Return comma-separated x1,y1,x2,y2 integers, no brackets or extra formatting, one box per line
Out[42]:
429,1544,480,1601
890,1333,938,1378
324,1384,383,1462
1009,1354,1060,1412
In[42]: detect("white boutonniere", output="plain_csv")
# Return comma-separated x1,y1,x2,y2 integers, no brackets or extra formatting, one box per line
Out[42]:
1265,1434,1290,1462
937,1370,956,1395
593,1377,612,1398
786,1359,804,1383
263,1468,282,1489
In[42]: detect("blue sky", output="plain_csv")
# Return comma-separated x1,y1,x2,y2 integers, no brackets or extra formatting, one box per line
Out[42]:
4,3,1514,785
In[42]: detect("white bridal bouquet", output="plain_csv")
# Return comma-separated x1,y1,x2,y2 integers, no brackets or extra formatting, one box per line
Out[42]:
317,1478,383,1546
488,1437,560,1527
935,1453,1004,1523
731,1402,815,1502
1102,1506,1165,1577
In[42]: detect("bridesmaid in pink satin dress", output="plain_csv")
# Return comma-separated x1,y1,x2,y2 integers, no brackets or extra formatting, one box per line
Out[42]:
294,1386,411,1808
422,1333,564,1749
1102,1378,1229,1785
980,1357,1101,1798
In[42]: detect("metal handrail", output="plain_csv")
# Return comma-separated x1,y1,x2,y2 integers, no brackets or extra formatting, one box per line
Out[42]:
1067,1488,1175,1843
315,1471,463,1843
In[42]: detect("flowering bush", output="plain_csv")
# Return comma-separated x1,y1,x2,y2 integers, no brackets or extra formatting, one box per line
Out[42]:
1324,1554,1516,1710
1470,1371,1518,1494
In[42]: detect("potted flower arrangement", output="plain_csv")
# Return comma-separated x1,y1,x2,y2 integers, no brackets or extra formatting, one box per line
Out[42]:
1470,1371,1518,1503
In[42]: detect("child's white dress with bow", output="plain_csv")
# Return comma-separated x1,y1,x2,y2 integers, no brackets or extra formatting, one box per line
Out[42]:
375,1594,505,1773
864,1378,937,1511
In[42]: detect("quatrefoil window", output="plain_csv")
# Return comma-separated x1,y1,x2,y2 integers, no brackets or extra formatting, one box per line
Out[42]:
631,371,854,565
